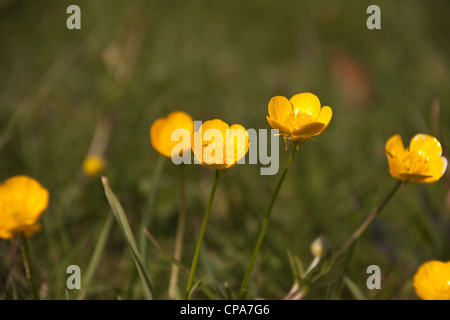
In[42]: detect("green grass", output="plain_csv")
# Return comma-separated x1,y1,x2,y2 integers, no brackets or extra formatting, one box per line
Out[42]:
1,0,449,300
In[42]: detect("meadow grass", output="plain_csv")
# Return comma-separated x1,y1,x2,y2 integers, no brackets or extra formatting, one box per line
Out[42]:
0,0,449,300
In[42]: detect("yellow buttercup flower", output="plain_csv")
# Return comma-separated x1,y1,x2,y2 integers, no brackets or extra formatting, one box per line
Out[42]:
385,134,447,183
82,155,106,178
192,119,249,169
0,175,49,239
266,92,332,143
413,260,450,300
150,111,194,158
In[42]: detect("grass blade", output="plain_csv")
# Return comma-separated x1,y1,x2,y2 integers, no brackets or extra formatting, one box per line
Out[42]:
343,275,367,300
139,155,165,265
101,176,154,300
78,214,114,300
326,242,356,299
144,228,188,274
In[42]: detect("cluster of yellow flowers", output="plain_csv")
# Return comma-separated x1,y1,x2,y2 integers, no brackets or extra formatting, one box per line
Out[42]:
150,112,250,170
148,92,447,184
148,92,448,299
1,92,448,299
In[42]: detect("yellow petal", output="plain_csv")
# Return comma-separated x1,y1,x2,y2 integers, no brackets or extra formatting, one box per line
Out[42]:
386,154,404,180
150,117,172,158
3,176,49,224
315,106,333,134
268,96,293,122
226,124,249,165
409,134,443,159
150,111,194,158
0,209,18,239
201,119,229,134
413,260,450,300
385,134,406,159
292,122,325,138
166,111,195,134
266,116,291,135
0,229,12,239
423,156,447,183
289,93,321,120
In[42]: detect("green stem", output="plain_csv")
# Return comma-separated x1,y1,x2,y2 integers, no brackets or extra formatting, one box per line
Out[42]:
330,180,404,266
168,164,187,299
19,233,39,300
239,144,297,299
185,168,220,299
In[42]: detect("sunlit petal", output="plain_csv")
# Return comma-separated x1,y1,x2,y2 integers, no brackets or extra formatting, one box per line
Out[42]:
266,116,291,135
315,106,333,134
409,133,443,159
290,92,321,120
423,156,447,183
413,260,450,300
385,134,405,158
268,96,293,122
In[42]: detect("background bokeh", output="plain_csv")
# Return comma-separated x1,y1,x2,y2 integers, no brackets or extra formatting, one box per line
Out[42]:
1,0,449,299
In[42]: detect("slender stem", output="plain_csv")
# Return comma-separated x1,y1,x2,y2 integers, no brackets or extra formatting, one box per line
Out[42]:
168,164,187,299
239,145,297,299
331,180,404,265
19,233,39,300
185,169,220,299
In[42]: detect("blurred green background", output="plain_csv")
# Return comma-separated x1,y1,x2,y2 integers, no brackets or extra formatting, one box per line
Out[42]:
1,0,449,299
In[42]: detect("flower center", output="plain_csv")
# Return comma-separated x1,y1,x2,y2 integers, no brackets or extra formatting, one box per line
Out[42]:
402,150,429,174
286,110,314,131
